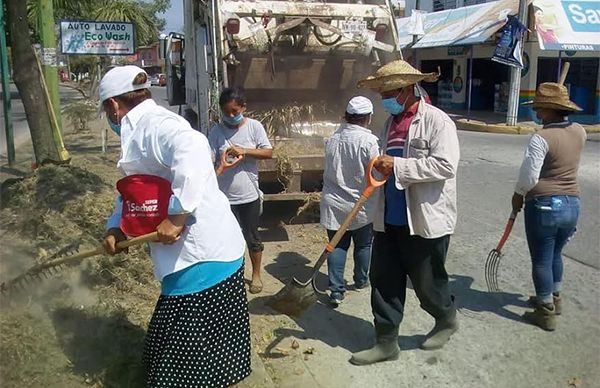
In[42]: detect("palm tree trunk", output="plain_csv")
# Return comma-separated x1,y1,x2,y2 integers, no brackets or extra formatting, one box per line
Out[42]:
6,0,64,164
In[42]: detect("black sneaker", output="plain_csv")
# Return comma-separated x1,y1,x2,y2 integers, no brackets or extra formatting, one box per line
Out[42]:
329,292,345,307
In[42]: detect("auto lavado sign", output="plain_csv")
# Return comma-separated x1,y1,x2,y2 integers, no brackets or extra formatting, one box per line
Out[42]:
60,20,135,55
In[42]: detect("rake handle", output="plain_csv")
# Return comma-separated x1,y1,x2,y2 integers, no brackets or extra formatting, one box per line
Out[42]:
307,158,389,278
558,62,570,85
31,232,159,271
495,212,517,252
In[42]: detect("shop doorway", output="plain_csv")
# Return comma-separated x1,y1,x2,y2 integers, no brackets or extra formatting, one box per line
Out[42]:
467,59,510,112
420,60,453,107
537,57,599,115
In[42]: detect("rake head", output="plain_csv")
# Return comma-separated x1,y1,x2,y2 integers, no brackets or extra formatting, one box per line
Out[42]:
485,249,502,292
0,242,83,297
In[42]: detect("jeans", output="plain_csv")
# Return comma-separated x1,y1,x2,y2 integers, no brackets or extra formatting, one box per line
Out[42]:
326,223,373,294
524,195,579,304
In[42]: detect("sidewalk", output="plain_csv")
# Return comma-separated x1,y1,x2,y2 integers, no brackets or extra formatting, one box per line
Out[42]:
447,110,600,135
246,209,599,387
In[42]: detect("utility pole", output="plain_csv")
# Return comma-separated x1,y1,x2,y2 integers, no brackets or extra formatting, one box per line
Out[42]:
506,0,528,126
1,0,15,165
37,0,69,160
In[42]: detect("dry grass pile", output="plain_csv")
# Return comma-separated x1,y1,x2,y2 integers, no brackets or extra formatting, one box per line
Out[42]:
0,159,157,387
249,103,330,138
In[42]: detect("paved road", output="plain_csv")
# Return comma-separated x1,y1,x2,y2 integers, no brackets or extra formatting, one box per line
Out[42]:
457,131,600,269
0,83,83,159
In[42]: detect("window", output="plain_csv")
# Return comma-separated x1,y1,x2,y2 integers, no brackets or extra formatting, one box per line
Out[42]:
433,0,457,11
464,0,488,5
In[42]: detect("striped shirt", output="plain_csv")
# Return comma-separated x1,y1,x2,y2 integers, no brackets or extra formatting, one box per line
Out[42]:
384,101,419,226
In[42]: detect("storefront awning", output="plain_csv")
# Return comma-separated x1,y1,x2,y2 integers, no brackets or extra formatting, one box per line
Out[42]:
532,0,600,51
396,0,519,49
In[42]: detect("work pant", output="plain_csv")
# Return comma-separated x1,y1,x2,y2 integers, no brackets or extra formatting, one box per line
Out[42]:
230,198,264,252
370,225,455,336
326,223,373,294
524,195,579,304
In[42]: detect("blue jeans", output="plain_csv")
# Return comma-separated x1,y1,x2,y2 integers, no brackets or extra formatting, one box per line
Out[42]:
524,195,579,304
326,223,373,294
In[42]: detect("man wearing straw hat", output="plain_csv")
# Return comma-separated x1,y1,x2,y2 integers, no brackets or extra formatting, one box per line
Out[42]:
512,80,586,331
350,60,460,365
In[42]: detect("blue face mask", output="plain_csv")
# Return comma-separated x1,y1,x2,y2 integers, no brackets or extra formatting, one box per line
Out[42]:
382,93,406,116
223,114,243,126
107,116,121,136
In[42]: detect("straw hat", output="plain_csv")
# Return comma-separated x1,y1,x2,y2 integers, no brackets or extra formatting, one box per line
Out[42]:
522,82,582,111
358,60,439,93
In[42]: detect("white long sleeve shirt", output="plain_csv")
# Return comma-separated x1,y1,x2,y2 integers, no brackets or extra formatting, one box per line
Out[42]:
373,101,460,238
515,133,549,196
106,99,245,280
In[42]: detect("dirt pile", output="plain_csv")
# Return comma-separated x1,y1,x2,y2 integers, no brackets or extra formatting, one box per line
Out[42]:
0,155,157,387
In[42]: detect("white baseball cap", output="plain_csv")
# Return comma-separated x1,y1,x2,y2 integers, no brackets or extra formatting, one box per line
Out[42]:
346,96,373,115
99,65,150,104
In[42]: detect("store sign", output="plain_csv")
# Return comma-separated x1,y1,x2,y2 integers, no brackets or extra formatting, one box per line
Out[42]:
448,46,467,55
60,20,135,55
395,0,519,48
562,0,600,33
533,0,600,51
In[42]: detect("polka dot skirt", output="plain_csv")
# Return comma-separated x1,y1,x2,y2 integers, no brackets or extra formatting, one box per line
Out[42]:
143,266,251,387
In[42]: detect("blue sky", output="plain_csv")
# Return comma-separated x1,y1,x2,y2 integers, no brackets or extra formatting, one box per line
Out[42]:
159,1,184,33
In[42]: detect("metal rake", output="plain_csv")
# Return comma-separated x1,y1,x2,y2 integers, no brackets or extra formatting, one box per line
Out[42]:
485,212,517,292
1,232,158,296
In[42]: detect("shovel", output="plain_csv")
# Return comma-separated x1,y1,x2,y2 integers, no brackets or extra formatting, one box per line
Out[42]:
1,232,159,295
269,158,388,317
484,211,517,292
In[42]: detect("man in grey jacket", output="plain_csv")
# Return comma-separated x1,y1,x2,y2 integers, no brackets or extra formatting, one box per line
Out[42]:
350,60,461,365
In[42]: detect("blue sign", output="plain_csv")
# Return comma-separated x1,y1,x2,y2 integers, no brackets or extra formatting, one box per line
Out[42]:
562,0,600,33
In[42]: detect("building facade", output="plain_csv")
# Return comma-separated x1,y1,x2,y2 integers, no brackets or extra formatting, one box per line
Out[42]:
401,0,600,124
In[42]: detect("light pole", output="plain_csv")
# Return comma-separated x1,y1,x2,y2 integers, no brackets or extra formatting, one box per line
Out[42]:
506,0,528,126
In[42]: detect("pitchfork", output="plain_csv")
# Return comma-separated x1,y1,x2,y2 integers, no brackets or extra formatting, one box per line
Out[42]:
485,211,517,292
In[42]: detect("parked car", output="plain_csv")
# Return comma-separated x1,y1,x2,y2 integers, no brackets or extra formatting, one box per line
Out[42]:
150,73,166,86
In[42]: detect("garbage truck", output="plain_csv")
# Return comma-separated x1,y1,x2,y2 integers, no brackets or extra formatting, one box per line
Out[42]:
165,0,404,200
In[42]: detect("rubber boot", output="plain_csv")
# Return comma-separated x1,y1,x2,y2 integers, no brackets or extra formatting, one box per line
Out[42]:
349,325,400,366
528,295,562,315
523,303,556,331
420,310,459,351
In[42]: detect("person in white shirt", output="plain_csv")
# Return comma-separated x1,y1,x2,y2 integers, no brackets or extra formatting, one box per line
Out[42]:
100,66,250,387
320,96,380,307
209,87,273,294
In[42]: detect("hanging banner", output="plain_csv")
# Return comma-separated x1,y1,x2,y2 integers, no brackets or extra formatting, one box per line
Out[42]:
60,20,135,55
532,0,600,51
492,15,527,68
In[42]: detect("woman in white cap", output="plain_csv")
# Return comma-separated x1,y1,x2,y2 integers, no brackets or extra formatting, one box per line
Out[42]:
512,81,586,331
100,65,251,387
320,96,380,306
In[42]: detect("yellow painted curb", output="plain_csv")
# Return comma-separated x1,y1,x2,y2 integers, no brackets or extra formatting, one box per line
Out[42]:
454,119,534,135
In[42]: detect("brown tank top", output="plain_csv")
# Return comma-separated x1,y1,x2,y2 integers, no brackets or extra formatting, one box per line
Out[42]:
527,122,587,200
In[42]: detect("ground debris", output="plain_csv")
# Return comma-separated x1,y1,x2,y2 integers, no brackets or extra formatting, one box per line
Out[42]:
303,347,315,355
568,377,583,387
291,339,300,350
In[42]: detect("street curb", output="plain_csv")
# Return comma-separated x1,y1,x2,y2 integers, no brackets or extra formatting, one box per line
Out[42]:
454,118,600,135
454,119,535,135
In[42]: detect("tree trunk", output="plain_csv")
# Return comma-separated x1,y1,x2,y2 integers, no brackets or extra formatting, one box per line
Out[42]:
5,0,62,163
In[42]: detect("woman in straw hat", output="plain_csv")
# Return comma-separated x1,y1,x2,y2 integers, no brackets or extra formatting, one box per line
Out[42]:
350,60,460,365
512,82,586,331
